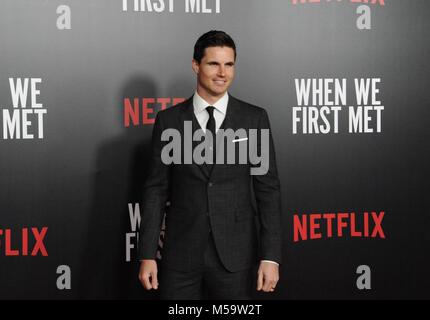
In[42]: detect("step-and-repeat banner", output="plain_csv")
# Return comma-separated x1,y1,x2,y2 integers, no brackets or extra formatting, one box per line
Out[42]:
0,0,429,299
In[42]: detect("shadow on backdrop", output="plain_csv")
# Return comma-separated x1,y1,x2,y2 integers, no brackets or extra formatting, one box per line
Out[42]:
78,75,157,299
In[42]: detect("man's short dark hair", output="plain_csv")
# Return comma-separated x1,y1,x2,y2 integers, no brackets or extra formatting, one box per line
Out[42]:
193,30,236,64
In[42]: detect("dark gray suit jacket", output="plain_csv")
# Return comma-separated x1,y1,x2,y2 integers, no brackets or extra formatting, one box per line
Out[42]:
138,94,282,272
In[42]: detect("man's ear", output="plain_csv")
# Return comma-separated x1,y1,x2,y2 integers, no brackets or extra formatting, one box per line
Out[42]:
192,59,199,75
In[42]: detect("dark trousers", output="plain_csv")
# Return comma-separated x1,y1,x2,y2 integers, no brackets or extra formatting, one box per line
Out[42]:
159,232,254,300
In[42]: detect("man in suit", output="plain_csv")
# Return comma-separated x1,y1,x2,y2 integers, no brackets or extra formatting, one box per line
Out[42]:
138,30,282,299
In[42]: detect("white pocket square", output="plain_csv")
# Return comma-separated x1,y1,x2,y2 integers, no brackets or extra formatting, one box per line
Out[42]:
232,137,248,143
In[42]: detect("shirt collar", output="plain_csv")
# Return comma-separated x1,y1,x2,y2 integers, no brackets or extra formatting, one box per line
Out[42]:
193,91,229,115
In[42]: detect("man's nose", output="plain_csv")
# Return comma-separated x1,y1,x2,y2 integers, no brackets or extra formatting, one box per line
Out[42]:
217,66,226,76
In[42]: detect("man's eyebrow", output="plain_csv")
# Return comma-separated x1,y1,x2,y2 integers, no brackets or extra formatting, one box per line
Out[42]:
207,61,235,65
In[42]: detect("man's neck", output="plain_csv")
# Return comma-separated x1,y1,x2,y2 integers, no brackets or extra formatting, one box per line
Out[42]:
196,87,226,105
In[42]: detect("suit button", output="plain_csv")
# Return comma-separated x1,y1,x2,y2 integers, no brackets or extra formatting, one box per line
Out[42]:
208,182,213,187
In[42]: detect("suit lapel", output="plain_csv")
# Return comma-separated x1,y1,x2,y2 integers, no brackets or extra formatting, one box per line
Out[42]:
179,96,210,179
179,94,241,179
209,95,241,178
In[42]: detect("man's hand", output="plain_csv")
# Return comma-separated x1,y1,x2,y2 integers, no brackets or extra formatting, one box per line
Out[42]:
138,259,159,290
257,261,279,292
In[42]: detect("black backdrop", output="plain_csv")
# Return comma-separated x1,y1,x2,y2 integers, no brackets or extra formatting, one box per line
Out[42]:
0,0,429,299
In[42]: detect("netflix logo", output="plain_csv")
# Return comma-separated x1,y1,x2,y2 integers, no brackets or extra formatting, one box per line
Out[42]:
293,211,385,242
290,0,385,30
0,227,48,256
291,0,385,5
123,97,185,127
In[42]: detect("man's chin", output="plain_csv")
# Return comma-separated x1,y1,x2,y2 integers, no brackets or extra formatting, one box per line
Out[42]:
210,88,228,96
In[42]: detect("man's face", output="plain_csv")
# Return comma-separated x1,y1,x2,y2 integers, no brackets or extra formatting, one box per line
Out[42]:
192,46,235,99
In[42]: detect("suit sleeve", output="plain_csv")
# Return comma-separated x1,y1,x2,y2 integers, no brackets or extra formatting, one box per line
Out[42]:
138,112,170,260
252,109,282,264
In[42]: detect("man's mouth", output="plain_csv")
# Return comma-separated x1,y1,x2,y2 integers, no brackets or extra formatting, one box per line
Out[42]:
213,80,226,85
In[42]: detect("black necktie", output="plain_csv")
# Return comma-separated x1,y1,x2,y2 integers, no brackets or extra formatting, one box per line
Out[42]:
206,106,216,168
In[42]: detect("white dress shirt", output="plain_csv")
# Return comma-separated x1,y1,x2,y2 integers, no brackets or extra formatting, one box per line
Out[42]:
192,91,279,267
193,90,228,133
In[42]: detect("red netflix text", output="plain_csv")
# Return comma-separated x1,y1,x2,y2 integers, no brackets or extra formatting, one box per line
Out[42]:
293,211,385,242
124,97,186,127
291,0,385,5
0,227,48,256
